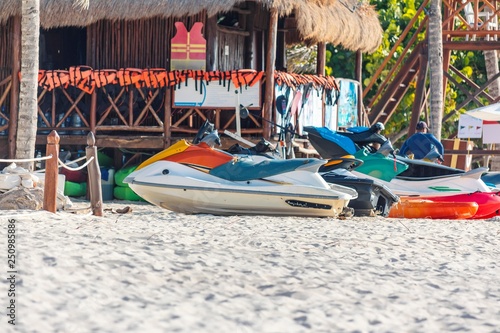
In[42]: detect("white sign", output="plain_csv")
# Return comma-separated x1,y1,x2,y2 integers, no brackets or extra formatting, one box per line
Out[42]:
173,79,261,109
458,114,483,138
482,121,500,143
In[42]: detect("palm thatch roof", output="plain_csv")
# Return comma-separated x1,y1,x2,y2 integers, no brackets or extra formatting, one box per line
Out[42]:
0,0,382,53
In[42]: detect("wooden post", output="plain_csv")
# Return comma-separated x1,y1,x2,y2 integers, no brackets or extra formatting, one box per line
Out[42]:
409,47,429,137
263,8,279,139
244,2,256,69
90,90,97,133
43,130,59,213
8,16,21,159
355,50,363,125
205,15,218,71
317,42,327,127
86,132,103,216
164,87,172,148
316,42,326,75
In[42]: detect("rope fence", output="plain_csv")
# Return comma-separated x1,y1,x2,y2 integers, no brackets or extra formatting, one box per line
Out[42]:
0,155,53,163
0,130,103,216
58,156,94,171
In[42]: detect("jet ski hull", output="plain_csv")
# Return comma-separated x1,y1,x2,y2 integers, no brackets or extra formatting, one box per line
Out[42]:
125,161,351,217
352,168,491,197
322,172,399,217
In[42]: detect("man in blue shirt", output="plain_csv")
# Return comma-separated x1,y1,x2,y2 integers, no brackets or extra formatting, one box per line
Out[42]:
399,121,444,160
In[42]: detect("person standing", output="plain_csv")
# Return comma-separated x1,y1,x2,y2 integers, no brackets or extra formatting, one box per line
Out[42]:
398,121,444,160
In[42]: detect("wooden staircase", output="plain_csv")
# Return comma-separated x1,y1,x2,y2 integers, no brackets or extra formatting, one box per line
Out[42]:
363,0,500,138
368,42,428,125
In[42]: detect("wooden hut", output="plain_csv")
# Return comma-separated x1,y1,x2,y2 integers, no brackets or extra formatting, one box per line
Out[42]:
0,0,382,157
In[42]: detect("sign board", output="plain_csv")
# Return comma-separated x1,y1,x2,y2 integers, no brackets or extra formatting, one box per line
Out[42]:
336,79,359,128
458,114,483,138
173,79,261,109
482,121,500,143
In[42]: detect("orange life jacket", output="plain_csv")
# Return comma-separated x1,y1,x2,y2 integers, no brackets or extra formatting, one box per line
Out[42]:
38,70,70,91
142,68,167,88
116,68,143,88
69,66,95,94
92,69,117,88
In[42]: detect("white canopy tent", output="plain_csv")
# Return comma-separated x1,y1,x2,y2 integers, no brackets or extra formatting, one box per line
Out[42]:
462,103,500,143
465,102,500,121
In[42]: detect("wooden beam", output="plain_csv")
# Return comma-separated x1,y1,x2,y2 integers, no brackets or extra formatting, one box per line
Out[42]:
443,41,500,50
164,88,172,147
97,87,126,126
8,16,21,159
216,25,250,37
355,50,362,125
369,43,422,123
36,135,166,149
263,8,279,139
316,42,326,76
43,131,59,213
363,1,429,98
134,89,162,126
409,45,429,137
90,90,97,132
205,15,218,71
244,1,256,69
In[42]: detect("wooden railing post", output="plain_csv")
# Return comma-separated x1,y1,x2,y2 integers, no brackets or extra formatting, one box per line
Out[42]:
86,132,103,216
43,130,59,213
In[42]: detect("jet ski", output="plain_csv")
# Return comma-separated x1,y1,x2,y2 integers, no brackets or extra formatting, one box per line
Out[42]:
124,125,356,217
304,125,500,219
305,125,491,192
303,126,400,217
336,124,467,180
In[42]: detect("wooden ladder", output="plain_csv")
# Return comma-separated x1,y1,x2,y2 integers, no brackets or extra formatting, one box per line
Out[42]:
368,42,428,125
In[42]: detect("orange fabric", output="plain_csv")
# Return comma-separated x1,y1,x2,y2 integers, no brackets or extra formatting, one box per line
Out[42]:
164,143,233,169
92,69,117,88
117,68,143,87
38,70,70,91
142,68,167,88
68,66,95,94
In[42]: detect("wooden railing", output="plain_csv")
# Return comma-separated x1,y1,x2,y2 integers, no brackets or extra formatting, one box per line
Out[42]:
0,75,11,134
0,75,265,153
363,0,500,127
363,0,430,112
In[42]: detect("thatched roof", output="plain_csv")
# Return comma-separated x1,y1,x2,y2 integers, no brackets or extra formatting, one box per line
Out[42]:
291,0,382,53
0,0,382,53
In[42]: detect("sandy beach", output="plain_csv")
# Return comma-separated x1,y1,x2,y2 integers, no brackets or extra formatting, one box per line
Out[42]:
1,201,499,333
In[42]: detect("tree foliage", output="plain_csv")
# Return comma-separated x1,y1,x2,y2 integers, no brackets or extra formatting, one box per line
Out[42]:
320,0,493,143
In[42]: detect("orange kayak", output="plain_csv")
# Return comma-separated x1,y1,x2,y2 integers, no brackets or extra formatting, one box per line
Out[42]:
420,192,500,219
388,198,479,219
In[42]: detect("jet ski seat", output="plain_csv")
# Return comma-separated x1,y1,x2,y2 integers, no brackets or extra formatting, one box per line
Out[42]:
209,157,322,181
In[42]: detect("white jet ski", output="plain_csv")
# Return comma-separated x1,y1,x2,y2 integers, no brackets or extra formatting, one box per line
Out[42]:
124,139,356,217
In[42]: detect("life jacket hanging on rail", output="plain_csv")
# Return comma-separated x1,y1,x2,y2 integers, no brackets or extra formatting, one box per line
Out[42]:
170,22,207,71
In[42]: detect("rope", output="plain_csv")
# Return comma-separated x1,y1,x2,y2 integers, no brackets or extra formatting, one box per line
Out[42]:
35,155,90,173
0,155,53,163
58,156,95,171
60,155,88,165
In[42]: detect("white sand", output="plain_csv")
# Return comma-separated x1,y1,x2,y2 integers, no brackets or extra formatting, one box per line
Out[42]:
1,201,499,333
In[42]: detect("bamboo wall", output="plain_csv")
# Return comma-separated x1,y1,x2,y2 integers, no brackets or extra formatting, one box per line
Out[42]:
0,17,13,109
217,31,246,70
87,14,207,69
